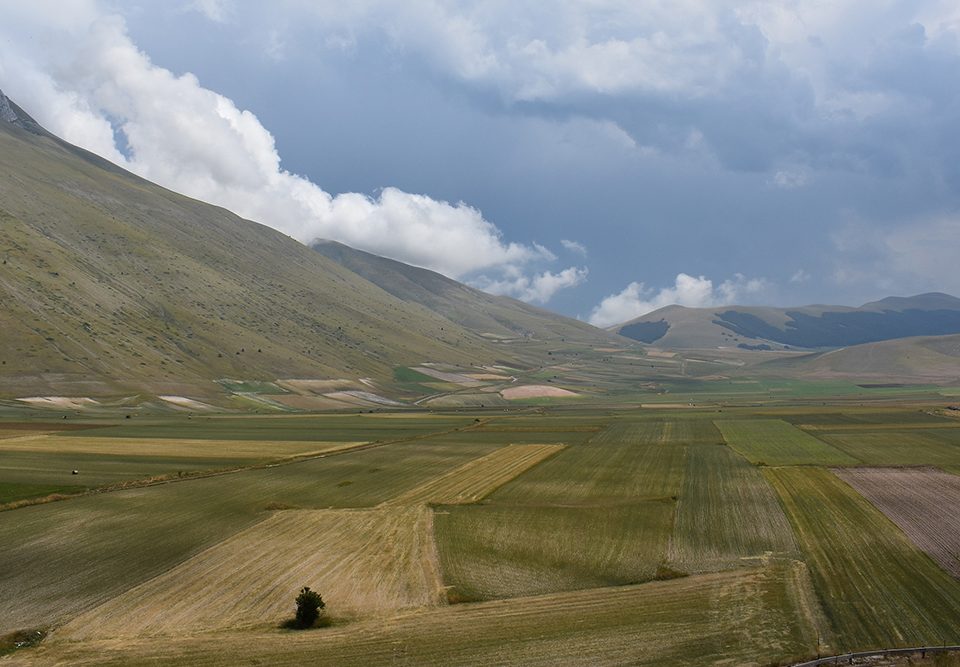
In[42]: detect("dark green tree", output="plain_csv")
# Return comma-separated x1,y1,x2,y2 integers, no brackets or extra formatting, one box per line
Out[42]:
294,587,325,628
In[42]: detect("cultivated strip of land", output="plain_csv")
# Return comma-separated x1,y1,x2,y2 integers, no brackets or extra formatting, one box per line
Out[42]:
765,467,960,651
717,419,858,466
13,566,819,667
834,467,960,577
668,444,797,573
383,444,564,506
58,507,443,639
0,435,361,459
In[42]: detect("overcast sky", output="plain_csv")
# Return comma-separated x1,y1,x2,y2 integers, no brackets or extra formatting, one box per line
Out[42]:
2,1,960,326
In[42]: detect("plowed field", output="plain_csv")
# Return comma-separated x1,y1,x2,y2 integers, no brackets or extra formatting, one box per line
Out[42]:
835,467,960,577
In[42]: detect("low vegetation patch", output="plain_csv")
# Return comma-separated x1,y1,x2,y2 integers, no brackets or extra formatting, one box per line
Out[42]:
0,628,46,656
717,419,858,466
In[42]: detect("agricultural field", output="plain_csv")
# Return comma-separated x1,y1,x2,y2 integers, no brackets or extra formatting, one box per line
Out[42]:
59,507,443,639
4,403,960,666
10,565,820,667
835,467,960,577
815,429,960,466
668,444,798,573
717,418,858,466
765,467,960,651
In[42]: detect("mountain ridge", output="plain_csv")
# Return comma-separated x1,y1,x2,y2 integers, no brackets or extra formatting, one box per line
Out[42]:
0,92,528,401
611,292,960,350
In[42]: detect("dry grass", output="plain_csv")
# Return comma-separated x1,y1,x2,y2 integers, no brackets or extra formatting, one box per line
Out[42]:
16,566,819,667
0,435,362,459
501,385,578,399
384,444,564,506
835,467,960,577
58,507,444,639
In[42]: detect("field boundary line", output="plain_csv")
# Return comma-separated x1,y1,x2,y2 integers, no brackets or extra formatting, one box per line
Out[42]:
0,418,494,513
381,443,565,507
792,645,960,666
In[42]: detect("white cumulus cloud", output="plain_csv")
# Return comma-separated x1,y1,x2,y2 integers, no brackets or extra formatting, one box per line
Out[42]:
0,3,566,287
472,267,588,305
589,272,768,327
561,239,588,256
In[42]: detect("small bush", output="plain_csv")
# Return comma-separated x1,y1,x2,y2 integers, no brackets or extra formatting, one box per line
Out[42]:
289,587,325,629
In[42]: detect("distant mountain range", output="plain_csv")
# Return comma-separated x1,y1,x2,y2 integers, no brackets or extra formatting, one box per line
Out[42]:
611,293,960,350
0,90,617,400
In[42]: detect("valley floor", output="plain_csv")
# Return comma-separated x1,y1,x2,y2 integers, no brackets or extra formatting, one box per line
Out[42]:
3,397,960,665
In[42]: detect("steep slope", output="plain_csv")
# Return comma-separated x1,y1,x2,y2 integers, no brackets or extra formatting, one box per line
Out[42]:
612,294,960,350
312,239,619,345
757,334,960,384
0,91,505,399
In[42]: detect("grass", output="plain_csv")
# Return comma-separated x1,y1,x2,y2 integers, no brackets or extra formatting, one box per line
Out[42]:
392,366,437,383
59,507,441,639
765,467,960,651
488,421,689,505
56,414,475,442
835,467,960,578
383,444,564,506
815,429,960,466
716,419,858,466
0,433,501,634
0,482,87,504
18,566,819,667
435,500,676,600
434,421,695,600
7,406,960,666
668,444,797,573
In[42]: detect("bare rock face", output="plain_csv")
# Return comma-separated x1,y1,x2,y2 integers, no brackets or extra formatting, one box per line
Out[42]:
0,89,18,124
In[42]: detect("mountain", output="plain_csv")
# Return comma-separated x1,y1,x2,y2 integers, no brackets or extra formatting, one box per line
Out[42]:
611,294,960,350
0,90,550,401
312,239,614,344
757,333,960,384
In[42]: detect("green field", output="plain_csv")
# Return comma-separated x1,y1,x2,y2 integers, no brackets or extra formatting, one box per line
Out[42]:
668,444,797,573
4,403,960,666
815,429,960,466
717,418,858,466
765,467,960,651
0,426,502,632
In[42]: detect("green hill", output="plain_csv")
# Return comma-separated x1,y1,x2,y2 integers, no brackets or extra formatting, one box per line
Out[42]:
612,294,960,350
756,334,960,384
0,91,523,401
312,240,617,345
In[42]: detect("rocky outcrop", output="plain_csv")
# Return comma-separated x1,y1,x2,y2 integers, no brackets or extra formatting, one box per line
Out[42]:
0,89,18,124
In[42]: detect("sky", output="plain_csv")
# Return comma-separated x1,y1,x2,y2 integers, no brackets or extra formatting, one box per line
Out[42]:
2,1,960,326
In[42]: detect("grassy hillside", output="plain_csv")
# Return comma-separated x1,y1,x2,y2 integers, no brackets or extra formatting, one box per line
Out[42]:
757,334,960,384
0,95,521,400
312,239,620,345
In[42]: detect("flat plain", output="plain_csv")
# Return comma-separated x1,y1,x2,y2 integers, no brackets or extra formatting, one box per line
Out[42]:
835,467,960,577
4,400,960,666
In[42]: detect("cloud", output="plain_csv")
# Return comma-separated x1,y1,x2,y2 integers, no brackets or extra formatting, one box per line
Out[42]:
472,266,588,305
588,272,768,327
560,239,587,256
0,5,558,282
188,0,231,23
790,269,811,284
280,1,960,178
832,216,960,296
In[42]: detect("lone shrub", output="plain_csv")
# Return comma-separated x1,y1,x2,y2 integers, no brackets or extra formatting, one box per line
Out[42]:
293,587,325,629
